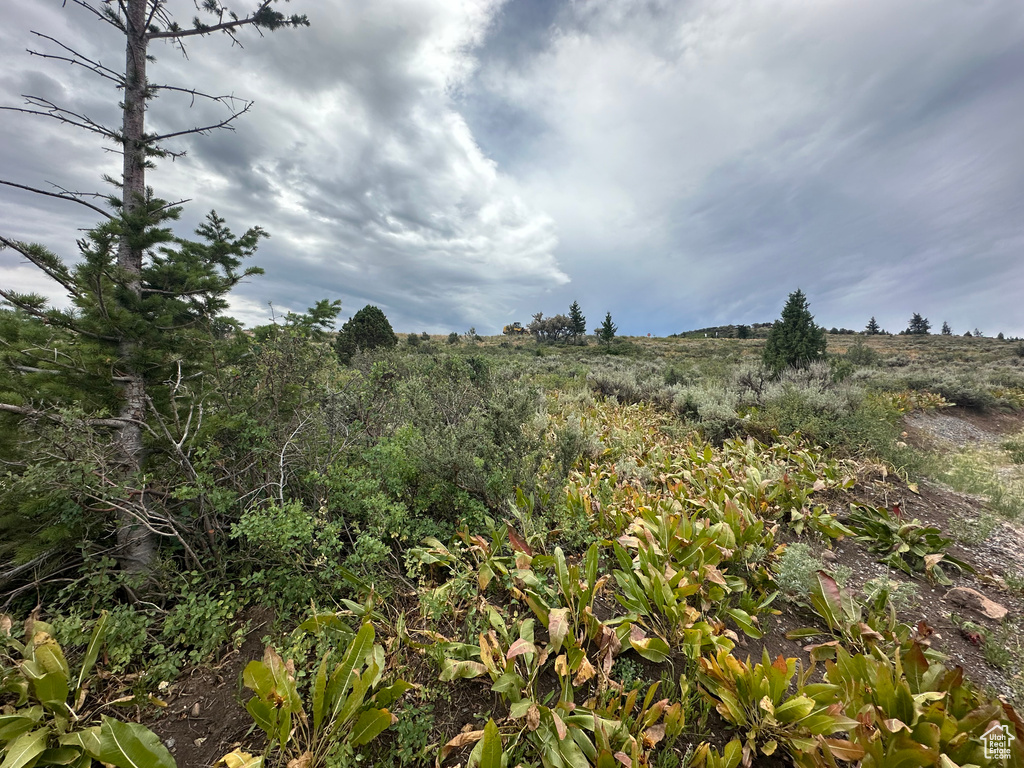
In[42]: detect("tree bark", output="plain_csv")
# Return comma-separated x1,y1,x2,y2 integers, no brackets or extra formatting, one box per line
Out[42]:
114,0,157,571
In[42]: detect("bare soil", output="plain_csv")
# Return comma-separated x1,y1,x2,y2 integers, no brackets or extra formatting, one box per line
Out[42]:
148,607,273,768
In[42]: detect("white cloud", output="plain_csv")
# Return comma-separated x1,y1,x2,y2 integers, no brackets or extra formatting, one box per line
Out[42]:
1,0,565,332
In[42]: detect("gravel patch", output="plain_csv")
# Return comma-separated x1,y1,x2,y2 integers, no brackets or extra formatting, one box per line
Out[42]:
905,412,1001,447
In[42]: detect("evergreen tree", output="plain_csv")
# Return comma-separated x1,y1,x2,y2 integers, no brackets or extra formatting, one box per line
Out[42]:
736,324,751,339
941,321,952,336
568,301,587,344
596,312,617,346
335,305,398,362
0,0,308,571
762,289,827,372
865,317,880,335
906,314,931,335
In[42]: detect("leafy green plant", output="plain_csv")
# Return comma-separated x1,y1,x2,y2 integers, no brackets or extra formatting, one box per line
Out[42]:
0,612,176,768
698,649,861,767
771,543,826,600
610,502,768,657
845,504,973,583
235,621,409,768
437,605,685,768
691,740,742,768
788,504,854,539
786,571,909,658
825,642,1023,767
385,704,435,767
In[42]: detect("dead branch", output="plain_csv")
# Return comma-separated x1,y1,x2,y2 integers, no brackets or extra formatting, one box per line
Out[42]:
0,96,119,141
28,32,125,86
148,100,253,142
0,180,114,220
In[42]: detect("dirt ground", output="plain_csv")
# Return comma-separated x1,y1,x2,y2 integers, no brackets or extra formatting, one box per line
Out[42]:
148,607,273,768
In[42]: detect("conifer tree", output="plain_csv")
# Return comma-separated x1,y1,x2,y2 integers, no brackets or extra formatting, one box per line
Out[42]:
906,314,931,335
596,312,617,346
0,1,308,571
763,289,827,372
568,301,587,344
941,321,952,336
865,317,880,335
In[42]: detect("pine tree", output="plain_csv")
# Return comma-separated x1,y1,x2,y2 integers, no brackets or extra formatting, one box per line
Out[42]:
865,317,880,335
906,314,931,335
335,305,398,363
762,289,827,372
941,321,952,336
596,312,617,346
568,301,587,344
0,1,308,571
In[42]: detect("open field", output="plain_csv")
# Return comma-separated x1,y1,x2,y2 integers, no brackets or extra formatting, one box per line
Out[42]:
4,330,1024,768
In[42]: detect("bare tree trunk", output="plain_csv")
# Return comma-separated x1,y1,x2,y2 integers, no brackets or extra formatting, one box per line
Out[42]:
114,0,156,571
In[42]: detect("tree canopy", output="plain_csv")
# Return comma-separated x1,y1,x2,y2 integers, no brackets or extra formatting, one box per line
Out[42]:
762,289,827,371
335,305,398,362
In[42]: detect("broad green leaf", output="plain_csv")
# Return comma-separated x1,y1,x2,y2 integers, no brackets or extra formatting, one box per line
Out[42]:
97,717,176,768
36,747,80,765
0,709,42,742
349,708,392,747
555,548,572,601
296,613,353,637
312,652,329,734
241,661,275,700
59,727,101,758
244,699,279,742
720,739,743,768
628,634,670,663
0,728,48,768
479,719,503,768
325,623,375,724
774,695,815,724
725,608,762,639
76,612,108,695
374,679,413,709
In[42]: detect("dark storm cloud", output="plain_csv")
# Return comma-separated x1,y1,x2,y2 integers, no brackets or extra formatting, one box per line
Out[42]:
3,0,1024,336
465,0,1024,335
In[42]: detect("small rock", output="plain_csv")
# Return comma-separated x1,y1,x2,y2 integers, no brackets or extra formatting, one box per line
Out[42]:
190,702,201,717
822,550,837,562
165,738,175,750
944,587,1008,620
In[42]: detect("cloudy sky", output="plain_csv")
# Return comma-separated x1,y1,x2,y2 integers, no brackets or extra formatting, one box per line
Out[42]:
2,0,1023,336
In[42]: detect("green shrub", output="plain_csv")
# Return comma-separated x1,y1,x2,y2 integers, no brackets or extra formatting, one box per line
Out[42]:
335,305,398,363
771,542,824,600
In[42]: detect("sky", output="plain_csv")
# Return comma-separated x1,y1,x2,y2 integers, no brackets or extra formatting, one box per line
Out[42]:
2,0,1023,336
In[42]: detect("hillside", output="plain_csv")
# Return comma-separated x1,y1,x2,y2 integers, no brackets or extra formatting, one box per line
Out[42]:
3,330,1022,768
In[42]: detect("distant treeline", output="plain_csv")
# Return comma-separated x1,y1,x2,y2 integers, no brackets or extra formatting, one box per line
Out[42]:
670,322,773,339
